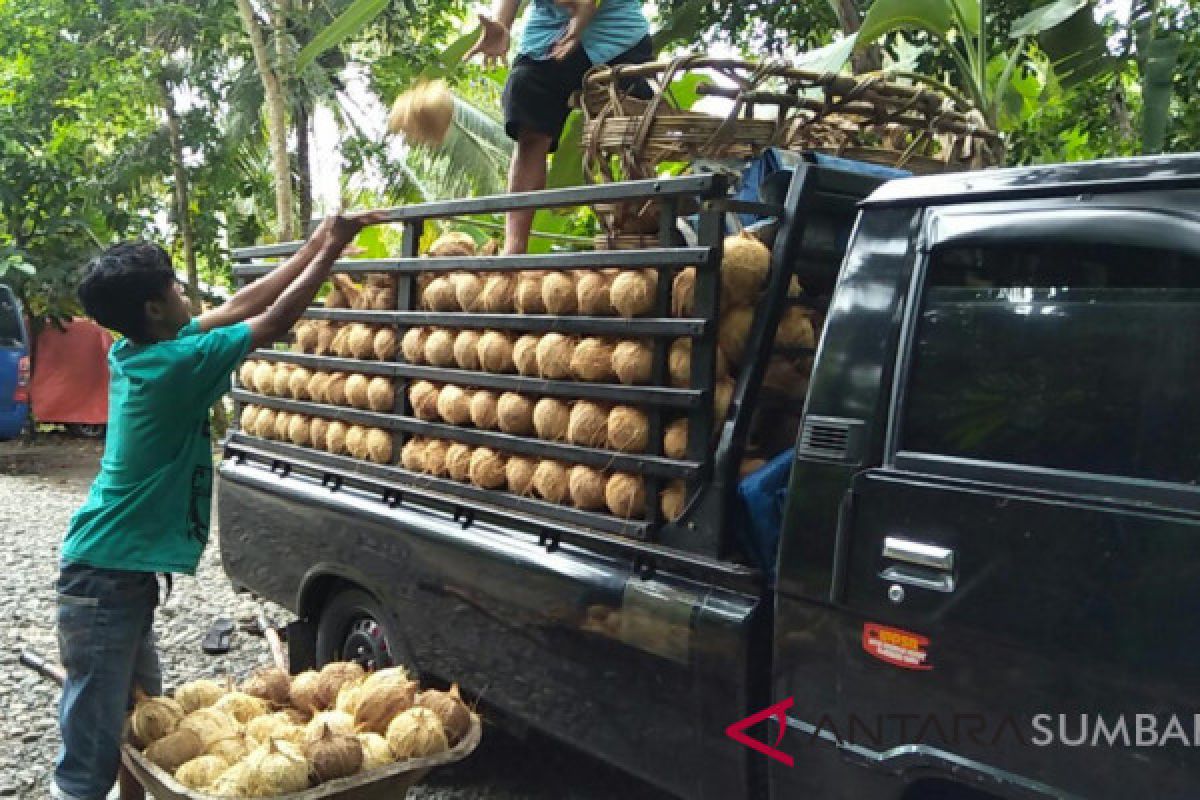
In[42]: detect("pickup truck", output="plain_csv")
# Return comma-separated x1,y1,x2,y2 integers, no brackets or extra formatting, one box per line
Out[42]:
219,153,1200,800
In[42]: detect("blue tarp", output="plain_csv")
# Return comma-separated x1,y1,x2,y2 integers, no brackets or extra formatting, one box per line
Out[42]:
735,448,796,583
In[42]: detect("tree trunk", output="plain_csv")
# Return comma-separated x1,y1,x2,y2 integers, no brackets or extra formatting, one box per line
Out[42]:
296,99,313,232
236,0,296,241
158,75,198,307
829,0,882,73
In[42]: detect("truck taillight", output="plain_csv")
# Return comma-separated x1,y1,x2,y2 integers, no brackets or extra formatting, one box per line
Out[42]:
13,356,29,403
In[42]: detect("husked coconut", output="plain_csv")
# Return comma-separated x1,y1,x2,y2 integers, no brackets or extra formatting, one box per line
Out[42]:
575,271,614,316
718,306,755,365
570,338,616,382
532,461,570,504
496,393,534,435
512,334,540,376
606,406,649,453
469,390,499,430
568,465,607,510
409,380,441,421
452,272,484,312
776,306,816,348
514,272,546,313
427,231,477,257
436,385,472,425
453,330,483,371
661,480,686,521
480,274,516,312
445,443,473,482
611,340,653,385
505,456,537,495
374,327,399,361
424,329,457,367
476,331,515,373
469,448,507,489
567,401,609,448
532,397,570,441
423,276,458,311
401,327,430,364
367,376,394,412
610,269,657,318
423,439,450,476
541,272,578,314
535,333,574,379
605,473,646,519
720,231,771,305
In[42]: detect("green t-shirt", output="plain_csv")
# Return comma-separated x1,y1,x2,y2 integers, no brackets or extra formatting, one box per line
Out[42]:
61,318,253,574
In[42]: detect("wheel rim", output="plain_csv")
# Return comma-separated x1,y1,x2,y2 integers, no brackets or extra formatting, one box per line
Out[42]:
340,615,393,670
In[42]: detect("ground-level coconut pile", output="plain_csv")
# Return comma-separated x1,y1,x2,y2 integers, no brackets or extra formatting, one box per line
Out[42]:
130,660,472,796
238,229,822,525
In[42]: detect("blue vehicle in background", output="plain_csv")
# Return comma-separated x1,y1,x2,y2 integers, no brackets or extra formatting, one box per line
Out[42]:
0,284,30,441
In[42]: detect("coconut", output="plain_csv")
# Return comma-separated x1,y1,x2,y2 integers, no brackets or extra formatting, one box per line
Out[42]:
273,411,293,442
762,357,810,399
453,330,483,371
175,680,227,715
532,461,570,503
476,331,514,373
436,385,472,425
173,754,230,790
469,447,507,489
252,362,276,395
423,439,449,476
416,685,472,744
512,334,540,376
242,739,310,796
204,761,251,797
661,481,686,521
305,723,363,784
178,708,240,750
131,695,185,745
535,333,574,379
388,79,454,147
664,419,688,459
721,231,771,305
671,267,695,317
428,231,477,258
326,373,350,407
567,401,609,448
424,329,457,367
239,405,258,433
305,710,357,744
568,465,607,510
281,367,309,401
315,322,337,357
401,438,427,472
468,390,499,429
571,338,616,383
497,393,534,435
369,286,398,311
326,421,350,456
144,728,203,773
238,360,258,389
245,712,305,747
345,374,371,410
386,707,449,759
207,735,250,767
409,380,441,421
253,408,276,439
374,327,399,361
287,415,312,447
358,733,395,771
667,338,729,388
776,306,816,348
452,272,484,312
715,377,735,423
401,327,429,364
347,323,376,360
719,306,755,364
611,270,657,318
310,419,331,452
316,662,366,710
308,372,331,405
541,271,578,314
367,376,394,412
607,406,649,453
514,272,546,313
605,473,646,519
576,271,614,316
480,274,516,312
214,691,269,725
423,277,458,311
345,425,369,459
532,397,570,441
445,444,473,482
353,681,417,735
361,667,411,694
505,456,537,495
331,325,353,358
610,340,653,385
366,429,393,464
271,364,292,398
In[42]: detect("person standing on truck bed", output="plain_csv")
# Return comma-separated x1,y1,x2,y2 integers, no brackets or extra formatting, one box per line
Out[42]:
467,0,652,254
52,211,384,800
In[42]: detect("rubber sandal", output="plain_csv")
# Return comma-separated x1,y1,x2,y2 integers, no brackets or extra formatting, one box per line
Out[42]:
202,617,236,654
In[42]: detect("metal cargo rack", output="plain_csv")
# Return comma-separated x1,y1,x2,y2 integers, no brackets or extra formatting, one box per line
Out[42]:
226,161,883,572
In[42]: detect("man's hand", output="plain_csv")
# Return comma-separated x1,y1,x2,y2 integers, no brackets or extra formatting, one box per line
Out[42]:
465,14,511,68
326,210,390,252
550,0,598,60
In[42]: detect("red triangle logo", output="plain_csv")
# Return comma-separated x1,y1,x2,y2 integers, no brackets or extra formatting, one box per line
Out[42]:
725,697,795,767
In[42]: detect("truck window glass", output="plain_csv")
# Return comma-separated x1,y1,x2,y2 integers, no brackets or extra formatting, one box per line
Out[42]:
900,242,1200,486
0,291,21,346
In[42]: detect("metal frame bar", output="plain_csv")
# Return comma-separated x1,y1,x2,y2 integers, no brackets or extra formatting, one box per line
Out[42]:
289,309,707,337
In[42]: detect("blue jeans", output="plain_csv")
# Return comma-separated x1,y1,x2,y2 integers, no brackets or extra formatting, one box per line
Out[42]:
54,563,161,800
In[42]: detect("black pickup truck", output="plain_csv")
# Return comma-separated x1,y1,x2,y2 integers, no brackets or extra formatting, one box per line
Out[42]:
219,153,1200,800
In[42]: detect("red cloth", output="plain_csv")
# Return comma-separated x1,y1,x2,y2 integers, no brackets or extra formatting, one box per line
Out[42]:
31,319,113,424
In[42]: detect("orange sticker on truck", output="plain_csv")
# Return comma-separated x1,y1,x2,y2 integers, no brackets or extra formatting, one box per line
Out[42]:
863,623,932,670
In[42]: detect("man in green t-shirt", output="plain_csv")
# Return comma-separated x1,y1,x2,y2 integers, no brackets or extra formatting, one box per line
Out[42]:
53,211,383,800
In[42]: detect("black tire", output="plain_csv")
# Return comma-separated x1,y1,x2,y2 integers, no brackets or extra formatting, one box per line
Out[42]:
314,587,416,673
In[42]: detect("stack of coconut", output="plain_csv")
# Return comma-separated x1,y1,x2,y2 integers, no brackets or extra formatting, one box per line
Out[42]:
241,228,819,524
129,661,472,796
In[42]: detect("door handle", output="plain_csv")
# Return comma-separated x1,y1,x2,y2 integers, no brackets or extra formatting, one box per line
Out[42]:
881,537,955,593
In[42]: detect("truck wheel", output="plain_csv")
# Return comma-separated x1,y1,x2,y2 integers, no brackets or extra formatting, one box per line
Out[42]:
314,588,414,673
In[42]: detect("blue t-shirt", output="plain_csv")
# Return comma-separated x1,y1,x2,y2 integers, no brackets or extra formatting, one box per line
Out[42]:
61,318,252,574
518,0,648,65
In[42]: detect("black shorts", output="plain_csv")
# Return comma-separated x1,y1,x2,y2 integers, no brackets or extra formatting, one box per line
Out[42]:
503,35,653,152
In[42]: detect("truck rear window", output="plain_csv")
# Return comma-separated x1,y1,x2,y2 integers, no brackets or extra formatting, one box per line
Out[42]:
0,290,22,347
899,243,1200,487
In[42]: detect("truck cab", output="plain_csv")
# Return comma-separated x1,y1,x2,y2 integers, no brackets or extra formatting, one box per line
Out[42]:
220,153,1200,799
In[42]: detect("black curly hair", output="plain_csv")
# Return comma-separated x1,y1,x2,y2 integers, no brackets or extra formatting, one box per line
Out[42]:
77,241,176,342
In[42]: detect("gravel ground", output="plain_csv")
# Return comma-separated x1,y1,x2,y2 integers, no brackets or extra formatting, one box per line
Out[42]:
0,434,672,800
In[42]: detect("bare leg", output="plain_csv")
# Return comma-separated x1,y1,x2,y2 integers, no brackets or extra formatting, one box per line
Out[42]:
504,129,554,255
